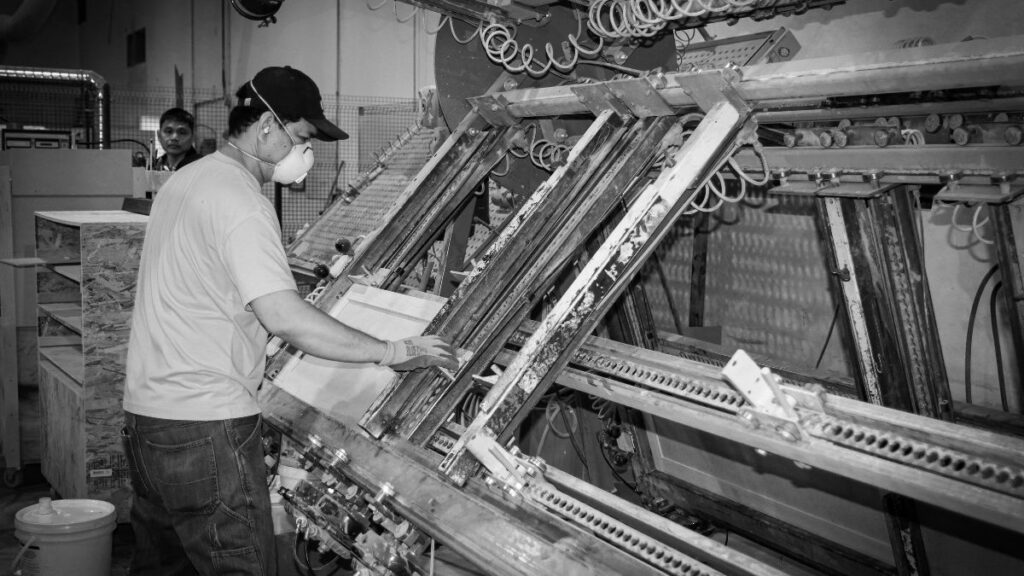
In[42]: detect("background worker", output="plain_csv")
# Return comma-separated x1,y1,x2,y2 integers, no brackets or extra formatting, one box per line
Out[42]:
122,66,458,575
153,107,201,170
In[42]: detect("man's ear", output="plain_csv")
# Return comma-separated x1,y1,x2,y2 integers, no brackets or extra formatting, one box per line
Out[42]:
258,112,276,138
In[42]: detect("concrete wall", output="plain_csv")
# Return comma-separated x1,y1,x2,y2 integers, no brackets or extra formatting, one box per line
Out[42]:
0,0,439,98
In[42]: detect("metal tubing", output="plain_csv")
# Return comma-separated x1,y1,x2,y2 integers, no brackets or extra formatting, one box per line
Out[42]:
0,65,107,148
496,36,1024,119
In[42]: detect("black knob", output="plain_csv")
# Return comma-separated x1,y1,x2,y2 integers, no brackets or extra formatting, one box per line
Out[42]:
335,237,352,254
313,264,330,279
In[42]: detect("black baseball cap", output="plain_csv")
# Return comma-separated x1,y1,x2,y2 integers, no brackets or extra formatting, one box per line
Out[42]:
244,66,348,141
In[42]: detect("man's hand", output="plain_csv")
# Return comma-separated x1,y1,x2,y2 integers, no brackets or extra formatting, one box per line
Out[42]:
380,335,459,372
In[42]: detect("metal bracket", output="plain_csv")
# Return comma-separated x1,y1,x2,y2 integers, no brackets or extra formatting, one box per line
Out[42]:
571,83,634,119
347,266,390,287
465,428,547,498
934,182,1024,204
722,350,804,442
816,181,898,199
768,180,830,197
678,66,746,113
470,93,519,127
603,77,676,118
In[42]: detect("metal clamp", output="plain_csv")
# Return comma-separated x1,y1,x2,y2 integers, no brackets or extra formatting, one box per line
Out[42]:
721,350,804,442
465,428,547,498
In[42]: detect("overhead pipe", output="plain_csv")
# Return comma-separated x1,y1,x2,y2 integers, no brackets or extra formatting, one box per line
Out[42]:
0,65,108,148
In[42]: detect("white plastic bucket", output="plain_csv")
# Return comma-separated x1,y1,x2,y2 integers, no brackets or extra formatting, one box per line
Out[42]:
13,497,116,576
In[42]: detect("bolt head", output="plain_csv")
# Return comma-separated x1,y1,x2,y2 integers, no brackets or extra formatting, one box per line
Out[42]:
739,410,760,429
1005,126,1022,146
952,127,970,146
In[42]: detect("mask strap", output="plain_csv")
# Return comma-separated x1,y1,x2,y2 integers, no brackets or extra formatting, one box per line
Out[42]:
227,140,275,167
249,80,298,143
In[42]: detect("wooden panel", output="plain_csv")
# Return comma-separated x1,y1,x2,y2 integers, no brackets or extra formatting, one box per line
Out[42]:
36,268,80,307
272,285,444,425
35,217,81,267
38,302,83,334
18,389,40,463
6,149,132,199
52,265,82,284
79,220,143,522
0,165,19,469
644,415,892,562
33,212,143,521
38,359,86,498
15,326,38,388
39,345,84,384
2,152,133,475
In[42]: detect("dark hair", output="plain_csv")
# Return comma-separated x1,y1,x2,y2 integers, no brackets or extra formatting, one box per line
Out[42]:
228,81,302,138
159,107,195,131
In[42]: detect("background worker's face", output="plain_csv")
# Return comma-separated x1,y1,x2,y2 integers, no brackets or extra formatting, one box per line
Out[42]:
158,120,194,156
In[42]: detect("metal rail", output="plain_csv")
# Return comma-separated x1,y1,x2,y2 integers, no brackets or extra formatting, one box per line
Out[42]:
488,36,1024,119
473,332,1024,535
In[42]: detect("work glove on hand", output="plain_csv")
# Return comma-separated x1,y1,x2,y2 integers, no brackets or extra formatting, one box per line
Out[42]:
379,335,459,372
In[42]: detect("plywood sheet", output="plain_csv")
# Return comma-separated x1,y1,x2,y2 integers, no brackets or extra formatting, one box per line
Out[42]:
39,359,86,498
271,285,445,424
644,414,891,562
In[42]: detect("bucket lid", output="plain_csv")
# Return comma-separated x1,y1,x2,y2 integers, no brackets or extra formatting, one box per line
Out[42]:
15,497,116,534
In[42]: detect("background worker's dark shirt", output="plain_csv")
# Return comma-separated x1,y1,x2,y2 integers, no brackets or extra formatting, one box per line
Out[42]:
154,147,202,171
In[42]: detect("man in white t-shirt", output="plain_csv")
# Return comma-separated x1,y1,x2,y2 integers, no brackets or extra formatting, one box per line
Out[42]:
122,66,458,576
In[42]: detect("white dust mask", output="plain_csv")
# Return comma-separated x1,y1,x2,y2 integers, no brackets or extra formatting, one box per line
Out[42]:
271,139,313,184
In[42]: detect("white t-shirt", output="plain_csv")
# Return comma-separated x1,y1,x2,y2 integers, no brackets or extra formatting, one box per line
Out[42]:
124,151,297,420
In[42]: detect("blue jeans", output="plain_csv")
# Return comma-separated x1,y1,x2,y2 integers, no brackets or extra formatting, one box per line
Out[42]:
123,412,276,576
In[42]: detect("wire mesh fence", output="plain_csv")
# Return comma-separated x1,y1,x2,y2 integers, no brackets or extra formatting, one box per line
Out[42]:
2,77,419,240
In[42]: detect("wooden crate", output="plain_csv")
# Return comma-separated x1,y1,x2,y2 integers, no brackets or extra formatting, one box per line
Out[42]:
35,210,147,522
1,150,131,484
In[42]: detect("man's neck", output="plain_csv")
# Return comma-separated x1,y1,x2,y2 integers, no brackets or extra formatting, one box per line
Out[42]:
166,151,186,169
223,138,270,184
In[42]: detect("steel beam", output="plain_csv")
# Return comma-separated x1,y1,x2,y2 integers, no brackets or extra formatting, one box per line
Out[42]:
816,187,953,417
989,200,1024,399
493,346,1024,534
440,92,750,484
817,184,954,574
361,109,632,438
494,36,1024,119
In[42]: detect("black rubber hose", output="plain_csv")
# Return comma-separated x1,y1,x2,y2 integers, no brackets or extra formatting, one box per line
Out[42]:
966,265,1000,404
990,281,1009,412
